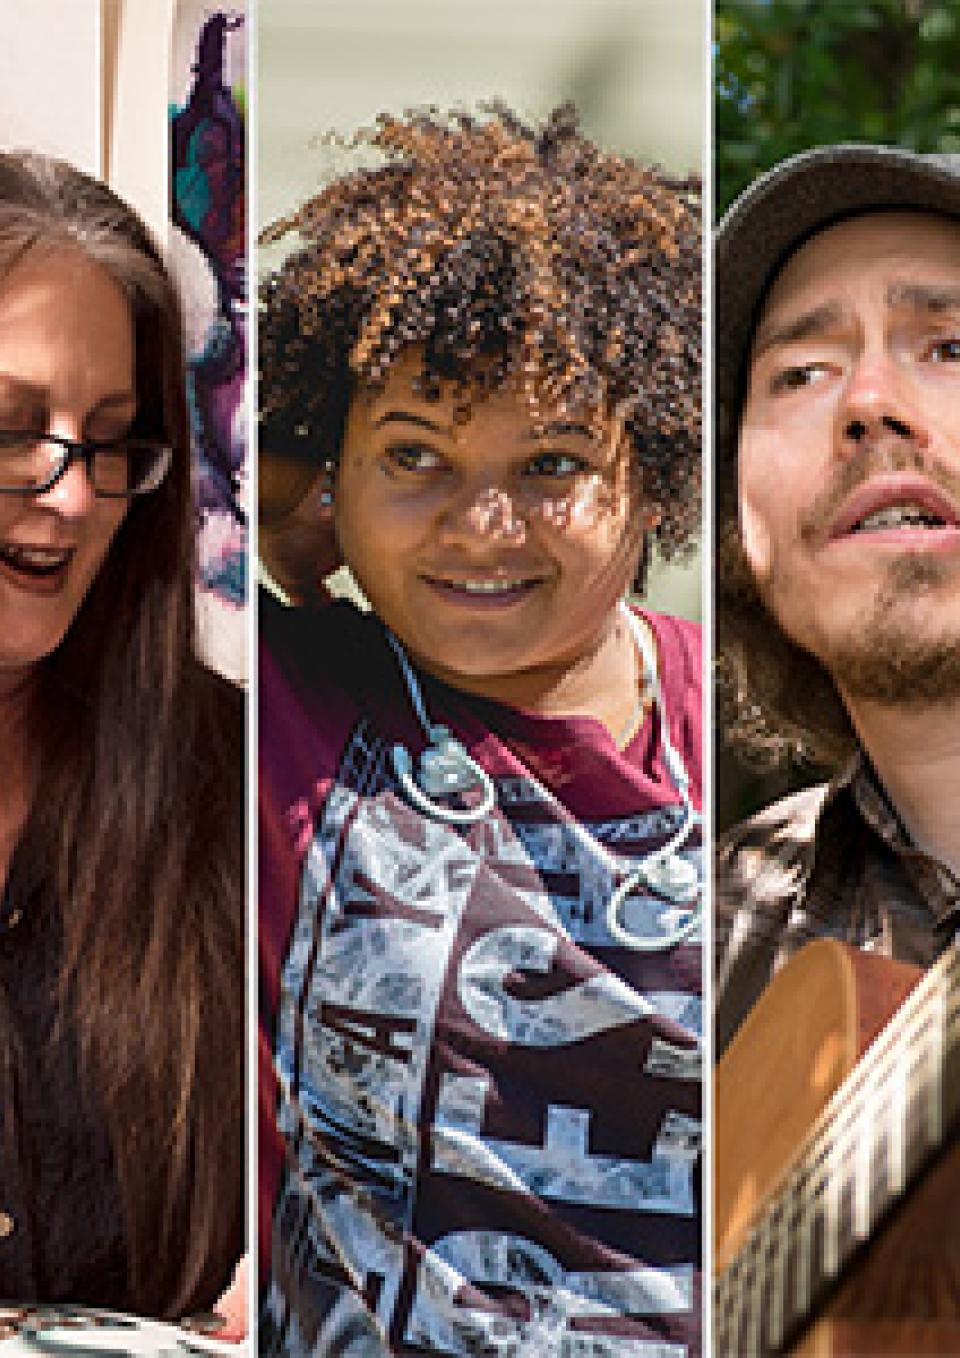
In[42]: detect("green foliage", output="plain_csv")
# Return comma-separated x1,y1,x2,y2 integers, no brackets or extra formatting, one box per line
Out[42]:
716,0,960,218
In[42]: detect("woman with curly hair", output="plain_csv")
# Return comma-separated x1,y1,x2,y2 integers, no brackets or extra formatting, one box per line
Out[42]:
260,104,703,1356
0,152,244,1318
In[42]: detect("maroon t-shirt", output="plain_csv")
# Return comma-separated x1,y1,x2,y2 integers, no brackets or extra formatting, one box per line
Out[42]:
260,598,702,1356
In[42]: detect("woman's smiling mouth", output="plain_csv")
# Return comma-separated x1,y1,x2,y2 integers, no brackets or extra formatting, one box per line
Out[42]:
420,573,544,604
0,542,74,590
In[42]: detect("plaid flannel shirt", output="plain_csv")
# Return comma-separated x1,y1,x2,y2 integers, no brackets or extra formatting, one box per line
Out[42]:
715,753,960,1055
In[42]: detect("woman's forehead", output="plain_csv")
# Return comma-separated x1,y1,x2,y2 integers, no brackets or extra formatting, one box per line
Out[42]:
0,250,135,403
351,347,617,440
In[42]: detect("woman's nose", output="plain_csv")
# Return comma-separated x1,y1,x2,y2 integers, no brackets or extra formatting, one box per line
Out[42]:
439,483,528,547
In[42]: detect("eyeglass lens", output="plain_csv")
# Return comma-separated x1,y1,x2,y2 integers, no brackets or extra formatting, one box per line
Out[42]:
0,435,170,496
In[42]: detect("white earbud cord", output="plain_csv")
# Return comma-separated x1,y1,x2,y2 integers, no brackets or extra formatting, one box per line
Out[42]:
386,631,496,824
385,603,701,951
607,607,701,950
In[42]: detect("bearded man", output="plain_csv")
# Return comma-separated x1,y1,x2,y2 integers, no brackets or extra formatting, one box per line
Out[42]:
715,146,960,1052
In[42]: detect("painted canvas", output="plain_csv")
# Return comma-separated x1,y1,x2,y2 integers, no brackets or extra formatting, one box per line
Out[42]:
170,2,247,680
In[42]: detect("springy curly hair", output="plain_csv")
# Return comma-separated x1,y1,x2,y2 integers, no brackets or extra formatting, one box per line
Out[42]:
258,102,702,576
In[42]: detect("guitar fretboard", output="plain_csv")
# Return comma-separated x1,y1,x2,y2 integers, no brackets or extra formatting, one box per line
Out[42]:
715,943,960,1356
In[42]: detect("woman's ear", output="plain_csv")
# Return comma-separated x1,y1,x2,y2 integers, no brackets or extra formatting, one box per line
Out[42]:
632,530,654,597
319,464,334,510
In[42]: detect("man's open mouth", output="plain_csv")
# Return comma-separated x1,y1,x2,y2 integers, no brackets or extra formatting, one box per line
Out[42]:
829,477,960,541
850,502,949,532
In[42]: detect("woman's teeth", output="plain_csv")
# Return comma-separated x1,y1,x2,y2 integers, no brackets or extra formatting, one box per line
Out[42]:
439,577,533,594
0,544,72,576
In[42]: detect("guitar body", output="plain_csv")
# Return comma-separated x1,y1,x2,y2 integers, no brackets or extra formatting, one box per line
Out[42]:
716,940,960,1355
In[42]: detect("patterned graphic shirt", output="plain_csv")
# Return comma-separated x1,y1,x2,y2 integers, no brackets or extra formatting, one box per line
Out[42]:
260,600,703,1356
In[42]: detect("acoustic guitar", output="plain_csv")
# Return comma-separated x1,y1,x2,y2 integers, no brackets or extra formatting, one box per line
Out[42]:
715,939,960,1356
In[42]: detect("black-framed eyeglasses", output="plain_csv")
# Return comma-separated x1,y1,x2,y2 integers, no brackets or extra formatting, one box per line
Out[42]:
0,431,172,498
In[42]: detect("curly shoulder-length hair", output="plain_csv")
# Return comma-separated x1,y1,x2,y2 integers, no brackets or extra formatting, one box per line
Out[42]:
0,152,243,1316
259,102,702,585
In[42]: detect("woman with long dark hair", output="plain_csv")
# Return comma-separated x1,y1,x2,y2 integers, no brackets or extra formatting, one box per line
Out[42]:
0,152,244,1318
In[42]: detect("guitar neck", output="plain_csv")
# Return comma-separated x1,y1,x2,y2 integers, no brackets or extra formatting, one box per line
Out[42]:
715,943,960,1356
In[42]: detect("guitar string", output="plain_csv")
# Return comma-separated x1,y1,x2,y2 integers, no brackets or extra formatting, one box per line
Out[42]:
716,946,959,1338
716,966,955,1325
716,1041,940,1356
721,942,958,1266
735,986,958,1247
715,1020,960,1358
782,988,957,1213
718,987,958,1298
718,972,956,1275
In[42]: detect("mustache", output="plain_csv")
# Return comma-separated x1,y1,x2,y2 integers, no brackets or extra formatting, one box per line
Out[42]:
799,438,960,544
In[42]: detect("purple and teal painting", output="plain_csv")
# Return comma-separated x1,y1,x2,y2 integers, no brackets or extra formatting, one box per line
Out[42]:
170,8,246,611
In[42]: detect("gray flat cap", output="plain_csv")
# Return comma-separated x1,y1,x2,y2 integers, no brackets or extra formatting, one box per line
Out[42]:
715,144,960,471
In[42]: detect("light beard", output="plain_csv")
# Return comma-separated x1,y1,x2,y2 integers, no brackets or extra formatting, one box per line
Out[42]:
823,553,960,706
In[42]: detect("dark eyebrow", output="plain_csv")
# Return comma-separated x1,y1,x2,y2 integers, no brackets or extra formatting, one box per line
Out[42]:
371,411,597,441
752,302,846,361
886,282,960,314
525,421,595,441
371,410,449,435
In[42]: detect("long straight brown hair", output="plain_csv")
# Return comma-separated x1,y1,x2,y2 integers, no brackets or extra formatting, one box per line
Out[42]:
0,152,244,1317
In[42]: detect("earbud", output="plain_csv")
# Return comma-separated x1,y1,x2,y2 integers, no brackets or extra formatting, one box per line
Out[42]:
391,730,495,825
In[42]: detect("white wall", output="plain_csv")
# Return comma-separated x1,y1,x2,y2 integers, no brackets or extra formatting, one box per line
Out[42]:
0,0,102,173
0,0,174,240
104,0,175,243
